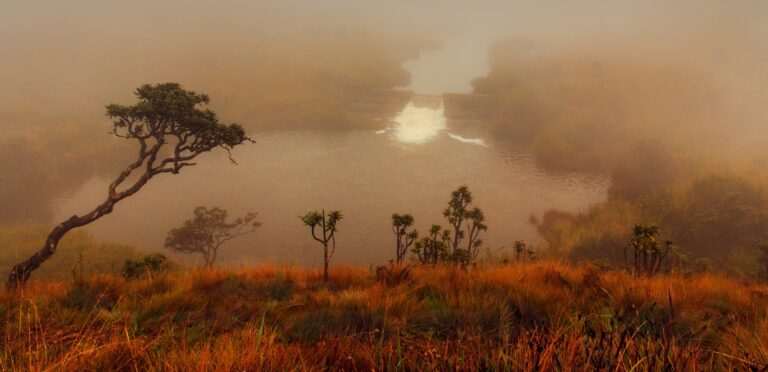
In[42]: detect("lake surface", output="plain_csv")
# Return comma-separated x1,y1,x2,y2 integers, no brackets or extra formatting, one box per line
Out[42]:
55,99,607,267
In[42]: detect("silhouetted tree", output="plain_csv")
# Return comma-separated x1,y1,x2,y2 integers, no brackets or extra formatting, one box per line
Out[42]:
628,224,674,277
6,83,250,288
443,185,486,266
300,210,343,281
514,240,527,262
444,186,472,255
412,225,450,265
392,213,418,264
512,240,536,263
466,207,487,263
165,207,260,268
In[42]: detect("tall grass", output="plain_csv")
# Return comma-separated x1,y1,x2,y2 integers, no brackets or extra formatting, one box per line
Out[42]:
2,262,766,370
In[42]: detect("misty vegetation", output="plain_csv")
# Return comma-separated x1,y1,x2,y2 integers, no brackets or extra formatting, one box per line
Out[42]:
121,253,172,280
165,207,260,268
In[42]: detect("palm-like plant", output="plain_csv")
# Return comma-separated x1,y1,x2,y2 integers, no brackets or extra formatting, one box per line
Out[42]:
300,210,343,281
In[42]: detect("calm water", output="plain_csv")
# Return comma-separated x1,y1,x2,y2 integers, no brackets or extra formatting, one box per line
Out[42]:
55,101,607,267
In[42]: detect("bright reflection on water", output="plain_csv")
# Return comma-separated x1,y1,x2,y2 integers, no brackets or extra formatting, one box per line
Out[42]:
386,99,488,147
389,101,447,144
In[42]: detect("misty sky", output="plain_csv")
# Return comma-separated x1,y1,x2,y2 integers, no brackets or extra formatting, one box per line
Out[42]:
2,0,768,267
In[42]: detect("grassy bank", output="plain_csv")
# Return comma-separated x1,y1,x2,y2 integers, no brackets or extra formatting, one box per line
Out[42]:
2,262,767,370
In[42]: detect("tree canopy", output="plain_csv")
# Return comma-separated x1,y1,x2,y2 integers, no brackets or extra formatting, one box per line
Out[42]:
165,207,260,267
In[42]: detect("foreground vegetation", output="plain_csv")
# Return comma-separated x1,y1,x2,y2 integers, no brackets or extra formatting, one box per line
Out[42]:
2,262,766,370
0,225,140,282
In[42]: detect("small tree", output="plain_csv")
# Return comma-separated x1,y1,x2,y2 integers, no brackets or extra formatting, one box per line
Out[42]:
444,185,472,255
392,213,418,264
466,207,487,264
7,83,250,288
628,224,674,277
165,207,260,268
514,240,527,262
412,225,450,265
443,185,486,266
300,210,343,281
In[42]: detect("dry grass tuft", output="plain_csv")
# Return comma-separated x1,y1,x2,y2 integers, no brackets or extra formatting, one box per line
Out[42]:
2,261,767,370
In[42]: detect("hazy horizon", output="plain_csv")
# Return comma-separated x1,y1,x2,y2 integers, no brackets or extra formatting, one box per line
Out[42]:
3,0,768,271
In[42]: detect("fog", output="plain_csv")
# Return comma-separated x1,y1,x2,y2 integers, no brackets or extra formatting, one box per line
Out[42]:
2,1,768,269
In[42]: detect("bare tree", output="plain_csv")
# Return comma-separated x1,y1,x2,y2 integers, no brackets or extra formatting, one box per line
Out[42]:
392,213,418,264
6,83,250,288
165,207,260,268
300,210,343,281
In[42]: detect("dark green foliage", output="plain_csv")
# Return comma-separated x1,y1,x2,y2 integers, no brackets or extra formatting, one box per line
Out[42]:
465,207,487,262
441,186,487,266
165,207,260,268
122,253,172,279
444,186,472,254
538,170,768,277
628,224,674,277
412,225,450,264
653,175,768,260
106,83,249,157
391,213,418,264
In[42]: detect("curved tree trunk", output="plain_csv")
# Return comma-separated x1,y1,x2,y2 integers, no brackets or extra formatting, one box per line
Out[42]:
6,200,114,289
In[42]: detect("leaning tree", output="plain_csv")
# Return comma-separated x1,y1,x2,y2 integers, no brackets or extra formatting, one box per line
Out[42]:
6,83,250,288
300,210,343,282
165,207,260,268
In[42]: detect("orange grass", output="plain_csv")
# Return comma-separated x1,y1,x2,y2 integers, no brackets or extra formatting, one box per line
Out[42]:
1,262,767,371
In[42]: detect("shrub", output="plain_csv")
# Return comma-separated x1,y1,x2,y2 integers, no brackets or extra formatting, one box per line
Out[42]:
122,253,172,279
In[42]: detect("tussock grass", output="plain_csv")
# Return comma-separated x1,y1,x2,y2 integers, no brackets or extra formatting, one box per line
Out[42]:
2,262,767,370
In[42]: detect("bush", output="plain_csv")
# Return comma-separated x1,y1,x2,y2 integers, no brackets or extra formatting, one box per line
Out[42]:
122,253,172,279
